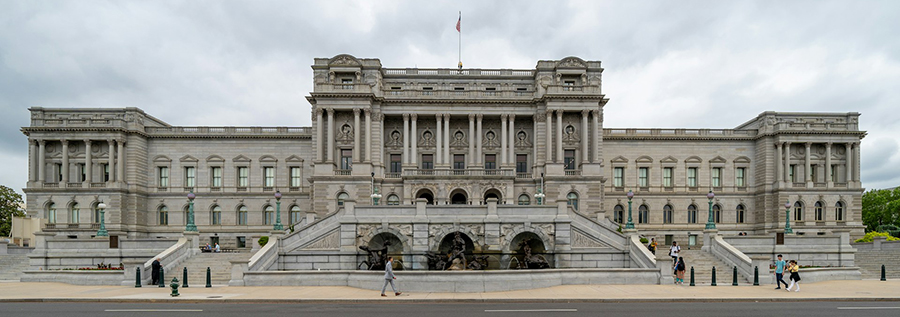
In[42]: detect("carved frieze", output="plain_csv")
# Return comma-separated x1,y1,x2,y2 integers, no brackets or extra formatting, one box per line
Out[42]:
302,230,340,250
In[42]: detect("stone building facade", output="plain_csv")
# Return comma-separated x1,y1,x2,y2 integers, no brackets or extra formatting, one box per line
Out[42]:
21,55,866,252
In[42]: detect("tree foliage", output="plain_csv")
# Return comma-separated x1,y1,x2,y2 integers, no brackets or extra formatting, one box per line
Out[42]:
861,187,900,232
0,185,26,237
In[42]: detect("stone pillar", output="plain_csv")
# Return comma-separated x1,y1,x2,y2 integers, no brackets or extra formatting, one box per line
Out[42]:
435,114,442,165
353,108,360,162
444,113,450,165
107,139,115,182
545,110,553,165
326,108,335,163
117,140,125,184
84,139,92,184
38,139,45,183
593,109,601,163
853,142,860,183
581,110,589,163
476,114,483,166
846,143,852,183
28,140,36,182
364,108,372,163
804,142,812,185
556,110,564,163
61,140,69,184
825,142,832,186
784,142,792,182
402,114,409,164
410,114,417,166
468,114,475,166
316,108,324,162
500,114,507,166
775,142,783,186
508,114,515,166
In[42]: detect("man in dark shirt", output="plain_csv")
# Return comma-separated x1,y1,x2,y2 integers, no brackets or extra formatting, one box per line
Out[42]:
151,258,161,285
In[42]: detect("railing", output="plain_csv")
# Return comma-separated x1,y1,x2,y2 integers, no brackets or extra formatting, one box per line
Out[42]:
604,128,757,138
67,183,81,188
248,236,279,272
793,182,806,187
210,187,221,192
133,237,194,286
402,169,514,177
380,88,533,99
814,182,827,188
262,187,274,192
382,68,534,77
313,83,372,93
146,126,312,135
183,187,194,192
289,187,301,192
516,172,531,179
41,183,58,188
385,172,401,178
564,169,582,176
157,187,168,192
237,187,248,192
45,223,56,229
629,235,656,269
334,169,351,176
545,85,602,94
67,223,79,229
90,183,106,188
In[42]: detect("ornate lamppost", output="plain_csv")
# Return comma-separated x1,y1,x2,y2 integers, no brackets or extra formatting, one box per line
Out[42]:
185,190,197,232
625,190,635,229
535,173,545,206
273,191,284,231
784,200,793,234
96,201,108,237
705,190,716,230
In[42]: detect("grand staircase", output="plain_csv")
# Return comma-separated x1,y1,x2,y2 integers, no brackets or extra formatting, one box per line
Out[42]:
855,248,900,279
0,254,30,281
662,248,750,285
169,251,253,286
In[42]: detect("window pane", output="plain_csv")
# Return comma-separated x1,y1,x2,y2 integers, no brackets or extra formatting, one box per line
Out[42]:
712,168,721,187
390,154,402,173
185,167,195,187
564,150,576,170
516,155,528,173
238,167,248,187
639,167,648,187
484,154,495,170
159,167,169,187
264,167,275,187
663,167,673,187
291,167,301,187
453,154,465,170
688,168,697,187
614,167,624,187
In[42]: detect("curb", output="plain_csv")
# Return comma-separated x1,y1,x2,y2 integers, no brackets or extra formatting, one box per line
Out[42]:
2,297,900,304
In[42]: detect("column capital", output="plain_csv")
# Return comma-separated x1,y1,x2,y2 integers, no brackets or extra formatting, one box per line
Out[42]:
60,139,68,145
436,113,442,120
403,113,409,120
363,108,371,115
410,113,417,120
353,107,360,115
826,141,833,146
444,113,451,120
107,138,115,144
315,107,323,116
501,113,508,120
805,142,811,148
84,139,91,144
326,108,334,115
546,109,553,116
582,109,590,116
469,113,475,121
509,114,515,121
476,113,483,120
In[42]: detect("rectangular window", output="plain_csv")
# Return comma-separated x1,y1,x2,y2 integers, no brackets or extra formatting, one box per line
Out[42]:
79,164,86,182
789,165,795,182
184,167,195,187
237,167,249,187
688,167,698,187
736,167,745,187
211,167,222,187
390,154,402,173
422,154,434,170
237,237,246,248
290,167,301,187
564,150,576,170
516,154,528,173
453,154,465,170
830,164,838,182
563,80,575,90
158,167,169,187
712,167,721,187
810,164,817,182
102,164,109,182
484,154,496,170
340,149,352,170
56,163,63,182
663,167,673,187
614,167,624,187
264,167,275,187
341,78,353,89
639,167,649,187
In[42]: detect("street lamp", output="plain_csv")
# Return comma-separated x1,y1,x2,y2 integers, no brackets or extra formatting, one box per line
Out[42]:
535,173,545,206
705,190,716,230
273,191,283,231
370,172,382,205
625,190,635,229
185,190,197,232
96,201,108,237
784,200,793,234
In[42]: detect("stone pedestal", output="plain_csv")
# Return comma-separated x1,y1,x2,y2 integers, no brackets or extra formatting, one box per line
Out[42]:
183,231,200,256
701,229,718,252
228,259,249,286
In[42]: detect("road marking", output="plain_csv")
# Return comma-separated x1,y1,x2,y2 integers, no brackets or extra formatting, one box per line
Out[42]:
485,309,577,312
104,309,204,312
838,307,900,310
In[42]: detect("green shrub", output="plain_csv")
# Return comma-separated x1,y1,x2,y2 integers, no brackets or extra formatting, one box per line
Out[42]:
854,231,900,243
258,236,269,247
639,237,649,244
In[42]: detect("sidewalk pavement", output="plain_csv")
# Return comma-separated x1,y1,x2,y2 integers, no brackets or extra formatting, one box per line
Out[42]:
1,279,899,303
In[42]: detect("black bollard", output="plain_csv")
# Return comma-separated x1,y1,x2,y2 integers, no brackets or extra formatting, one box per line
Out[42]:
690,266,695,286
882,264,887,281
183,267,189,288
206,267,212,288
135,266,142,288
733,266,738,286
158,267,165,287
753,266,759,286
711,266,717,286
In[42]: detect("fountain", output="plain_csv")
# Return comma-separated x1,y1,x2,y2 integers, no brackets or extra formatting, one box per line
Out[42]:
514,239,550,269
358,240,392,270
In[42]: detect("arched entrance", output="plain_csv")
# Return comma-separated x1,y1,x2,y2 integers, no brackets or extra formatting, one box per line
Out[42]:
483,188,503,204
449,189,468,205
509,232,551,269
361,232,405,271
415,188,434,205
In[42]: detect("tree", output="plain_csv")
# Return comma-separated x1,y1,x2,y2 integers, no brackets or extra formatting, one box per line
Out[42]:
861,187,900,232
0,185,25,237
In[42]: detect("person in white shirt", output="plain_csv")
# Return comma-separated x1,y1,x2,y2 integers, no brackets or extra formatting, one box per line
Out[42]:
669,241,681,266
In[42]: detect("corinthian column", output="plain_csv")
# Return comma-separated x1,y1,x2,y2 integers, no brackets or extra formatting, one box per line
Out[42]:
61,140,69,184
444,113,450,165
508,114,515,166
476,114,483,166
316,108,324,162
107,139,115,182
545,110,553,164
117,139,125,183
556,110,563,163
84,139,92,183
38,140,46,183
326,108,334,162
593,109,601,163
411,114,418,166
468,114,475,166
364,108,372,162
402,113,409,164
353,108,360,162
435,114,442,165
581,110,589,162
775,142,783,185
500,114,507,166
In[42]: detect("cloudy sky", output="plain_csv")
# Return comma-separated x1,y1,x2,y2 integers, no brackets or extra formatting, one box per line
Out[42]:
1,0,898,195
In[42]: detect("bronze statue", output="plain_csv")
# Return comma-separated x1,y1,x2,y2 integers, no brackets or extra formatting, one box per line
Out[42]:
516,239,550,269
466,255,490,270
424,251,450,271
359,240,392,270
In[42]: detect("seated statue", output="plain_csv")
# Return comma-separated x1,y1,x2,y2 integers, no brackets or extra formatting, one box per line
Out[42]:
447,258,465,271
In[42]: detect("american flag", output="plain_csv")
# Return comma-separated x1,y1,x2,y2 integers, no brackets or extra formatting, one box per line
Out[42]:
456,13,460,32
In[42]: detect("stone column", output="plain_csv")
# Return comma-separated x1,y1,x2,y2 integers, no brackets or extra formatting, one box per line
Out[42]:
28,140,36,182
500,114,508,166
556,110,564,163
476,114,483,166
107,139,115,182
364,108,372,163
805,142,812,184
444,113,450,165
775,142,783,185
468,114,475,166
581,110,589,163
402,114,409,164
508,114,515,166
846,143,852,183
117,140,125,184
825,142,832,186
784,142,792,182
545,110,553,165
435,114,442,165
853,142,860,182
61,140,69,184
84,139,92,184
316,108,324,162
593,109,601,163
410,114,418,166
38,139,46,183
533,117,538,168
326,108,334,163
353,108,360,162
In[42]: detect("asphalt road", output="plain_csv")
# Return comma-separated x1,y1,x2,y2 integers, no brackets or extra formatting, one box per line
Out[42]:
2,301,900,316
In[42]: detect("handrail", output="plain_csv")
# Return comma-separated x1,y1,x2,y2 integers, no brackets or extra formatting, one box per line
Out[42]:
567,209,626,251
708,235,755,282
247,236,279,271
628,235,656,269
130,237,192,284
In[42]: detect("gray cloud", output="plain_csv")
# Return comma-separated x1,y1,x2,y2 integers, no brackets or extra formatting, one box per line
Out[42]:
1,0,899,194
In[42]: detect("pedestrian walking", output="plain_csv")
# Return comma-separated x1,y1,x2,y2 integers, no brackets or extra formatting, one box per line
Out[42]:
648,238,658,255
675,257,686,285
774,254,789,290
381,256,402,297
669,241,681,266
150,258,161,285
786,260,801,292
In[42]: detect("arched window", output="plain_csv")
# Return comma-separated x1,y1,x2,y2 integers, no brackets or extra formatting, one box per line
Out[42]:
518,194,531,206
815,201,824,221
663,204,673,224
47,202,57,224
713,204,721,223
567,192,579,211
835,201,845,221
290,205,302,224
159,206,169,225
211,206,222,225
387,194,400,206
264,205,274,225
337,192,349,206
736,204,745,224
237,205,248,225
92,203,100,224
614,205,624,223
794,202,803,221
638,205,649,224
687,204,697,224
69,202,80,224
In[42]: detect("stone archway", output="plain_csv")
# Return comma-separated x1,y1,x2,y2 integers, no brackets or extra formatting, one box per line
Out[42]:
415,188,434,205
367,232,405,270
483,188,503,204
449,188,468,205
508,231,552,269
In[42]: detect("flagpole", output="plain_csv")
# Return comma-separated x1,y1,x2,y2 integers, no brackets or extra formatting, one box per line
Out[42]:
458,11,461,69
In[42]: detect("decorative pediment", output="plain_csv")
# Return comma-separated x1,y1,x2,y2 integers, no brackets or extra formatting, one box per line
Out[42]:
734,156,751,164
285,155,304,163
386,130,403,148
259,155,278,163
153,155,171,163
610,156,629,163
206,155,225,163
482,129,500,149
558,56,587,69
179,155,198,163
709,156,727,164
328,54,361,67
233,155,251,162
449,129,468,148
336,123,354,144
514,130,532,148
685,156,703,163
635,156,653,163
419,129,437,147
660,156,678,164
